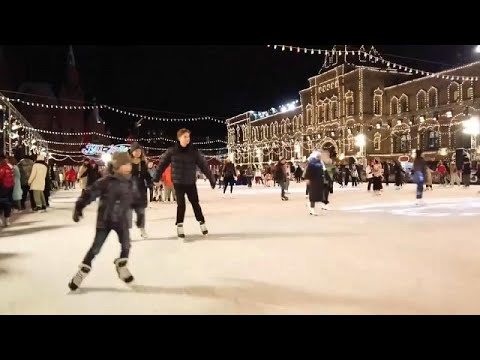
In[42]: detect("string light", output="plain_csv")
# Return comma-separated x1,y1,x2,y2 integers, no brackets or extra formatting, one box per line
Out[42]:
20,126,227,145
1,97,226,124
267,45,479,81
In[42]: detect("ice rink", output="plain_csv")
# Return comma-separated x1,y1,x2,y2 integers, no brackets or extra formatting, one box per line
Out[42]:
1,181,480,315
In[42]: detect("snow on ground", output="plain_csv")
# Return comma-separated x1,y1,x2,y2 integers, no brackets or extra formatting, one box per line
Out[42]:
1,181,480,314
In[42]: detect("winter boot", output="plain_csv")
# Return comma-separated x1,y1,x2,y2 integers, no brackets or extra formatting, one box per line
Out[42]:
177,223,185,239
200,221,208,235
68,264,91,291
114,258,134,284
140,228,148,239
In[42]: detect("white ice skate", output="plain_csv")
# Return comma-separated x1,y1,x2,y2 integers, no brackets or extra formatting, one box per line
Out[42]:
140,228,148,239
309,207,318,216
177,223,185,239
114,258,134,284
199,221,208,235
415,199,425,206
4,218,10,227
68,264,91,291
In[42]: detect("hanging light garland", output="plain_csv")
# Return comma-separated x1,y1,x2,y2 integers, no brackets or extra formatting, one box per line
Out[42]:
267,45,479,81
0,96,226,124
20,126,227,145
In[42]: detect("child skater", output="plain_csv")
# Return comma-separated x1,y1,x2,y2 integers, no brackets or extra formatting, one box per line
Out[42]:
68,152,140,291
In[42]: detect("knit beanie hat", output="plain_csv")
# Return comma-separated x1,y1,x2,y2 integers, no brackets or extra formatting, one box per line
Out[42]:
130,142,142,153
111,152,131,170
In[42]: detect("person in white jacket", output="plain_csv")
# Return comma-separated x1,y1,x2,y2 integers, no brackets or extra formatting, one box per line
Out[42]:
366,160,374,192
28,154,48,212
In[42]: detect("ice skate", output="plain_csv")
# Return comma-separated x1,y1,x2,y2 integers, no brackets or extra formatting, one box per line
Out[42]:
281,196,289,201
177,223,185,239
114,258,134,284
321,204,330,211
308,206,318,216
199,221,208,235
140,228,148,239
4,218,10,227
68,264,91,291
415,199,425,206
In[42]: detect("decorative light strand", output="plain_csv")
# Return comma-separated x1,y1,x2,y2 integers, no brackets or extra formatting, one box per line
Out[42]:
0,96,226,124
267,45,479,81
20,126,227,145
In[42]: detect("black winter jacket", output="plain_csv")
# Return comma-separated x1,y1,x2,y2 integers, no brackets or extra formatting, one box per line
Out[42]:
74,174,140,229
154,144,215,186
131,160,152,207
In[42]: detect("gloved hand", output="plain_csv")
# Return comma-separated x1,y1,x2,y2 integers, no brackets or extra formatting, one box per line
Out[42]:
72,209,83,223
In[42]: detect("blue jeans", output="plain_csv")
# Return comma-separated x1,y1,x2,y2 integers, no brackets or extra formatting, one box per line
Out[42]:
83,227,131,266
415,171,425,199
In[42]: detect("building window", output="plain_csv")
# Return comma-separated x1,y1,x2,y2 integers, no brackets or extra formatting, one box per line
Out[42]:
346,98,354,116
399,94,408,113
270,123,274,137
347,134,354,151
428,87,438,108
374,133,381,151
374,97,381,115
427,130,440,150
391,97,398,115
448,82,460,103
394,134,411,153
324,101,330,121
417,90,426,110
306,105,313,125
331,101,338,119
468,87,474,100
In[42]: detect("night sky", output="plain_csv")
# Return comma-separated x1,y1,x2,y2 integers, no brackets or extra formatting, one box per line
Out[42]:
1,45,476,139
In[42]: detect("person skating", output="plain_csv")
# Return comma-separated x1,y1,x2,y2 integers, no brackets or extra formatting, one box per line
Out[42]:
161,164,176,202
413,150,428,205
383,161,390,187
153,128,216,241
393,160,405,189
425,166,433,191
66,166,77,189
366,160,374,191
245,166,253,188
129,142,153,239
68,152,139,291
221,158,236,197
449,161,461,187
274,157,288,201
372,159,383,195
18,155,35,210
254,167,263,185
294,165,303,183
436,161,447,187
28,154,48,212
8,157,22,211
321,149,335,210
304,151,325,216
78,159,91,194
462,157,471,188
0,154,15,227
350,164,359,187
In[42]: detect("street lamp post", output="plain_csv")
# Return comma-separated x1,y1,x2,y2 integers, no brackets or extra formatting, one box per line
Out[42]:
355,133,366,162
463,115,480,160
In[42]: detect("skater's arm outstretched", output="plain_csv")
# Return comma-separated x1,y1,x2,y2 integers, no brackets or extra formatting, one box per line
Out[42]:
195,149,215,187
153,148,173,183
73,178,106,222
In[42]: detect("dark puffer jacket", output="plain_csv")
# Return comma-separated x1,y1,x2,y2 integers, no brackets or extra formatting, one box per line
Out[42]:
154,143,215,186
74,174,140,229
18,158,34,186
131,160,152,208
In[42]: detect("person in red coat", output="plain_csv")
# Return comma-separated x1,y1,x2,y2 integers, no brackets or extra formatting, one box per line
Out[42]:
67,167,77,189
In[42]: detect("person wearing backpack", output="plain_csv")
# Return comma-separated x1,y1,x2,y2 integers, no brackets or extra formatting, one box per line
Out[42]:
0,154,15,226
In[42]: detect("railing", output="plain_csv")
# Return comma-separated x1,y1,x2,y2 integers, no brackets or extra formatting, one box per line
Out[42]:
0,92,46,156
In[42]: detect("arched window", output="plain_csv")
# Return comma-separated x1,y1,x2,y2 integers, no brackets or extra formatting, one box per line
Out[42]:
269,123,274,137
317,102,324,123
374,132,381,151
347,134,354,151
427,130,440,150
399,94,408,113
331,100,338,119
274,122,279,136
417,90,426,110
345,91,354,117
394,134,411,153
390,97,398,115
373,88,383,116
324,100,330,121
448,82,460,103
468,87,474,100
428,87,438,108
306,104,313,125
281,120,286,134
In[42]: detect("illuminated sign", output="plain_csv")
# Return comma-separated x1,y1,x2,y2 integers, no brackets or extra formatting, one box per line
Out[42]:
81,143,131,156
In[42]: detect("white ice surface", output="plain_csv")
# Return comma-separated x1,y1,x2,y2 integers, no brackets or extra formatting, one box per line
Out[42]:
1,181,480,314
